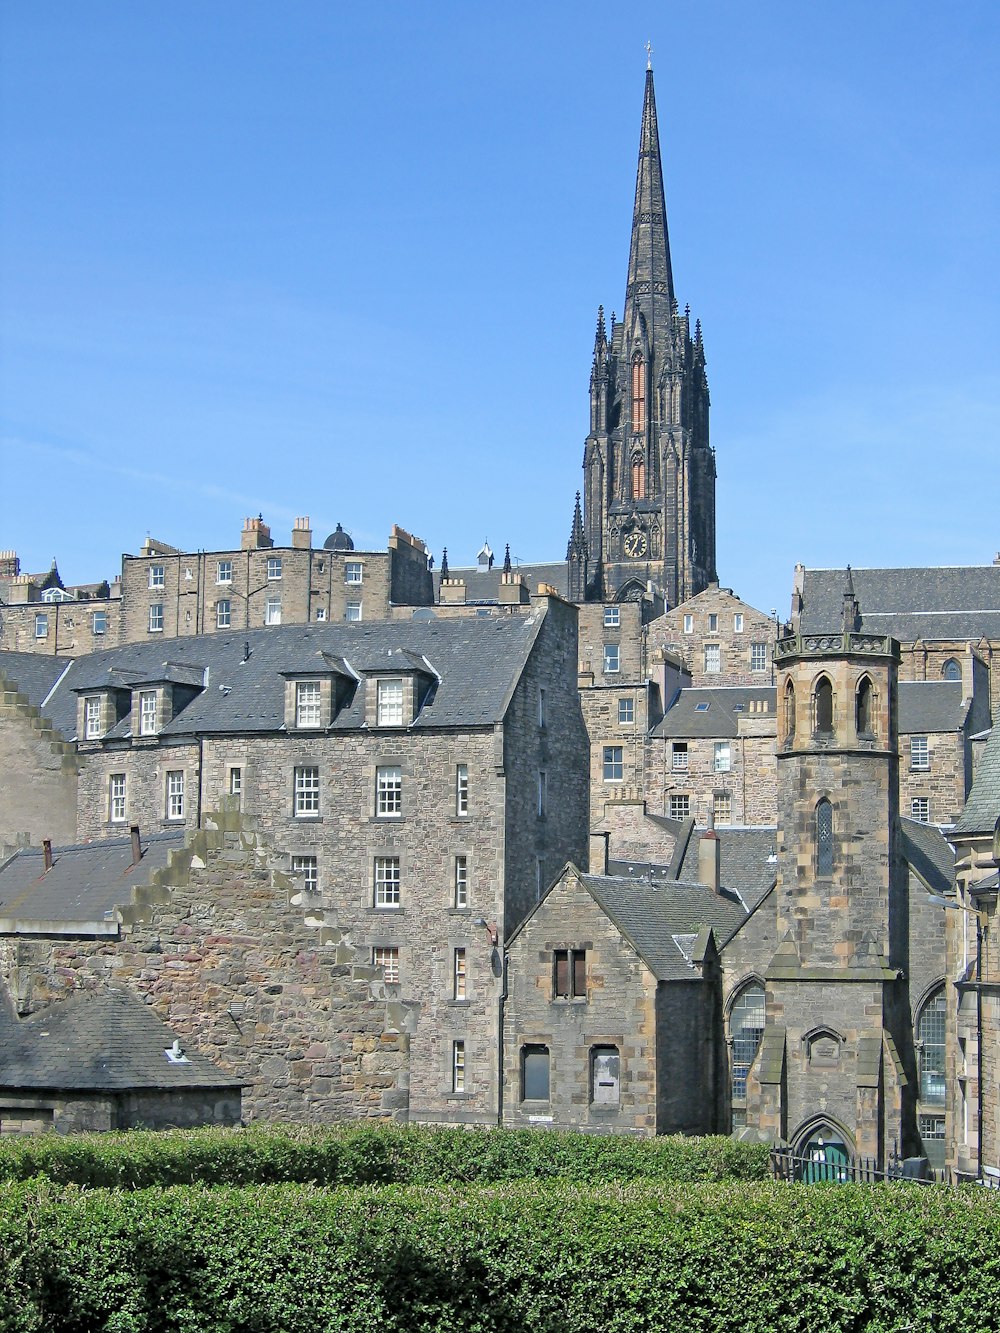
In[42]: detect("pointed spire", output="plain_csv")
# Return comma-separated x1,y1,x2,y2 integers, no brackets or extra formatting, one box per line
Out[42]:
440,547,449,579
566,492,588,560
624,68,675,341
503,544,512,575
842,565,861,634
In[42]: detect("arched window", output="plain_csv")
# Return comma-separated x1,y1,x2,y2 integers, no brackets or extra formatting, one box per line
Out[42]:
816,799,833,875
591,1046,620,1105
814,675,833,734
631,456,646,500
631,357,645,433
730,983,765,1122
784,678,796,741
856,676,874,736
942,659,961,681
917,988,946,1105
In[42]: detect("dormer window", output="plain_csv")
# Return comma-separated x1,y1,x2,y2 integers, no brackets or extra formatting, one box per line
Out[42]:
138,690,158,736
377,678,404,726
83,696,103,739
295,681,322,728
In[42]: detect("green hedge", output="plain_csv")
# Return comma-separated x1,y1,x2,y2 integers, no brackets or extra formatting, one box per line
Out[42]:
0,1123,769,1189
0,1179,998,1331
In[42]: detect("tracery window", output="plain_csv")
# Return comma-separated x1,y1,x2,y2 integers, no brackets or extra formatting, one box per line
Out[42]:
631,357,645,433
814,676,833,734
816,799,833,876
856,676,874,736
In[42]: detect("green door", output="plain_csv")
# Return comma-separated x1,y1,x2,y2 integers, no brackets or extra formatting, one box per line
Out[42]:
802,1135,850,1183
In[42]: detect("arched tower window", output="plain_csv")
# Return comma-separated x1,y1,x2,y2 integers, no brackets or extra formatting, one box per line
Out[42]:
816,798,833,876
917,988,946,1105
856,676,874,736
813,675,833,734
730,982,765,1125
631,357,645,434
783,678,796,741
942,659,961,681
631,456,646,500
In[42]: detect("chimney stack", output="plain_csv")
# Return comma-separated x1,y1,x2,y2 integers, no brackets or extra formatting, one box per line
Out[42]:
42,840,53,871
130,824,142,866
589,831,610,876
698,815,721,895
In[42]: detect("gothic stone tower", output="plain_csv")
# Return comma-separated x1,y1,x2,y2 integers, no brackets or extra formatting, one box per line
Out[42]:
576,67,715,608
746,596,915,1166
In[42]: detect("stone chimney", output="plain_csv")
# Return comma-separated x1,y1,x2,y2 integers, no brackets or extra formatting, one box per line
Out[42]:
130,824,143,865
499,572,530,605
589,831,610,875
42,840,53,872
698,815,721,895
291,517,312,550
241,516,273,550
439,578,467,605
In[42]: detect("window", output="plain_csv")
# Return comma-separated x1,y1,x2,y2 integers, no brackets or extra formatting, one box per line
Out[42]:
315,607,327,622
816,798,833,874
671,742,688,772
376,765,402,817
537,770,546,818
603,746,624,781
138,690,157,736
942,658,961,681
454,855,468,909
630,357,645,433
453,948,467,1001
265,596,282,626
730,983,766,1101
538,687,547,728
604,606,620,627
452,1040,466,1093
291,855,318,894
217,560,232,584
856,677,874,735
708,613,718,632
733,613,744,633
751,643,768,672
683,614,694,634
166,770,185,820
377,678,404,726
911,797,931,823
784,678,796,739
373,945,399,984
910,736,929,771
554,949,586,999
345,601,362,622
295,681,322,728
918,989,946,1105
345,561,363,585
229,767,242,799
92,610,107,635
293,766,320,816
216,599,231,629
84,696,102,739
714,741,731,773
148,603,163,633
148,565,165,589
536,856,543,902
631,456,645,501
618,697,634,725
41,587,72,603
109,774,126,823
521,1045,550,1101
266,556,282,580
34,613,48,639
374,856,401,908
713,791,732,825
814,676,833,733
669,794,690,819
456,764,469,816
919,1114,946,1172
591,1046,620,1106
704,644,721,674
603,644,620,674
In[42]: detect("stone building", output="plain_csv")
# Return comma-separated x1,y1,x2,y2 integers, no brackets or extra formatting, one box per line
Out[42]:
0,552,120,657
0,652,79,849
650,584,780,687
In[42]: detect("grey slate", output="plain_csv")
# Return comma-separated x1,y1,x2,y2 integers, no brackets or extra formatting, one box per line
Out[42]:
432,561,570,602
898,681,968,734
0,651,73,712
899,818,956,895
674,826,779,913
799,567,1000,640
0,988,241,1091
580,872,747,980
651,687,776,739
2,614,547,741
954,723,1000,836
0,830,186,929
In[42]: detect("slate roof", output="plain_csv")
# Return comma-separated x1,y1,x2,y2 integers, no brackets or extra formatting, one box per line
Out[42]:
954,723,1000,836
899,818,956,896
580,872,748,980
0,988,241,1091
674,827,778,913
0,651,73,713
432,561,570,602
898,681,968,734
798,567,1000,641
2,615,547,741
651,686,776,739
0,831,186,930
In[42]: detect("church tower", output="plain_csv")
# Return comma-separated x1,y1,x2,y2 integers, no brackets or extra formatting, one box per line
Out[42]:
577,66,715,607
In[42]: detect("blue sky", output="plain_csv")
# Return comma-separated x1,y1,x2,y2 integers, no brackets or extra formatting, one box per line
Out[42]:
1,2,997,617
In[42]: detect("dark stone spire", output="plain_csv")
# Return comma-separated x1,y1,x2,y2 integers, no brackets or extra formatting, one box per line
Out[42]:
440,547,449,580
842,566,861,634
503,544,512,575
623,68,675,345
567,492,587,561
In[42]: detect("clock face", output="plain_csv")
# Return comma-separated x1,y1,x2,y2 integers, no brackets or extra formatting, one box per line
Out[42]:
623,531,648,559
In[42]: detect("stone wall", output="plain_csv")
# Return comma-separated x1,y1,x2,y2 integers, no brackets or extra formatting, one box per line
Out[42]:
898,730,967,828
644,725,776,827
0,672,79,849
649,585,778,687
0,599,121,656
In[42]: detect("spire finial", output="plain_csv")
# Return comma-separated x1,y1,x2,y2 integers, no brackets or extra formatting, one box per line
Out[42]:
646,39,653,70
503,543,512,575
440,547,449,580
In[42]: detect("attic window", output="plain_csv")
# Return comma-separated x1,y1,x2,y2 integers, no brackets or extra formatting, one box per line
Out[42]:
695,702,710,713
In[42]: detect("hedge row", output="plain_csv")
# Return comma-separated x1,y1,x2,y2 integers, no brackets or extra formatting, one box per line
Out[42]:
0,1178,998,1331
0,1123,770,1189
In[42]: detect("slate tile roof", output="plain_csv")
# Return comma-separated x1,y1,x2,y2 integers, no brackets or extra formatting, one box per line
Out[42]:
580,872,748,980
798,567,1000,640
0,651,73,713
898,681,969,734
0,830,186,929
432,562,570,602
673,826,778,913
2,614,547,741
954,723,1000,836
899,818,956,895
0,988,241,1091
651,686,776,739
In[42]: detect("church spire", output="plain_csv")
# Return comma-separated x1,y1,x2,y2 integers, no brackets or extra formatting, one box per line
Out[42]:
623,68,675,342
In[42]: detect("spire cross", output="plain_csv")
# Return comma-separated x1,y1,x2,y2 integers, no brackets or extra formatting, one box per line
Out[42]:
645,39,653,70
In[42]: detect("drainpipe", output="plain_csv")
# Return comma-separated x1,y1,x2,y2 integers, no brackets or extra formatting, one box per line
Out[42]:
497,951,508,1127
977,915,984,1180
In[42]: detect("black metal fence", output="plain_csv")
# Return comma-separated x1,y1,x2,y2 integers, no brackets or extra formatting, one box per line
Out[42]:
770,1147,933,1185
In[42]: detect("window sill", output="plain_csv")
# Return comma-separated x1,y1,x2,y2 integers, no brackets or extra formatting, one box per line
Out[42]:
368,906,404,914
290,815,323,823
449,999,472,1009
448,907,472,916
445,1092,474,1101
552,997,588,1006
371,815,405,824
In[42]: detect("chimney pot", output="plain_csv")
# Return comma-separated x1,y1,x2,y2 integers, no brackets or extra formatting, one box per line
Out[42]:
130,824,142,865
42,839,53,871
